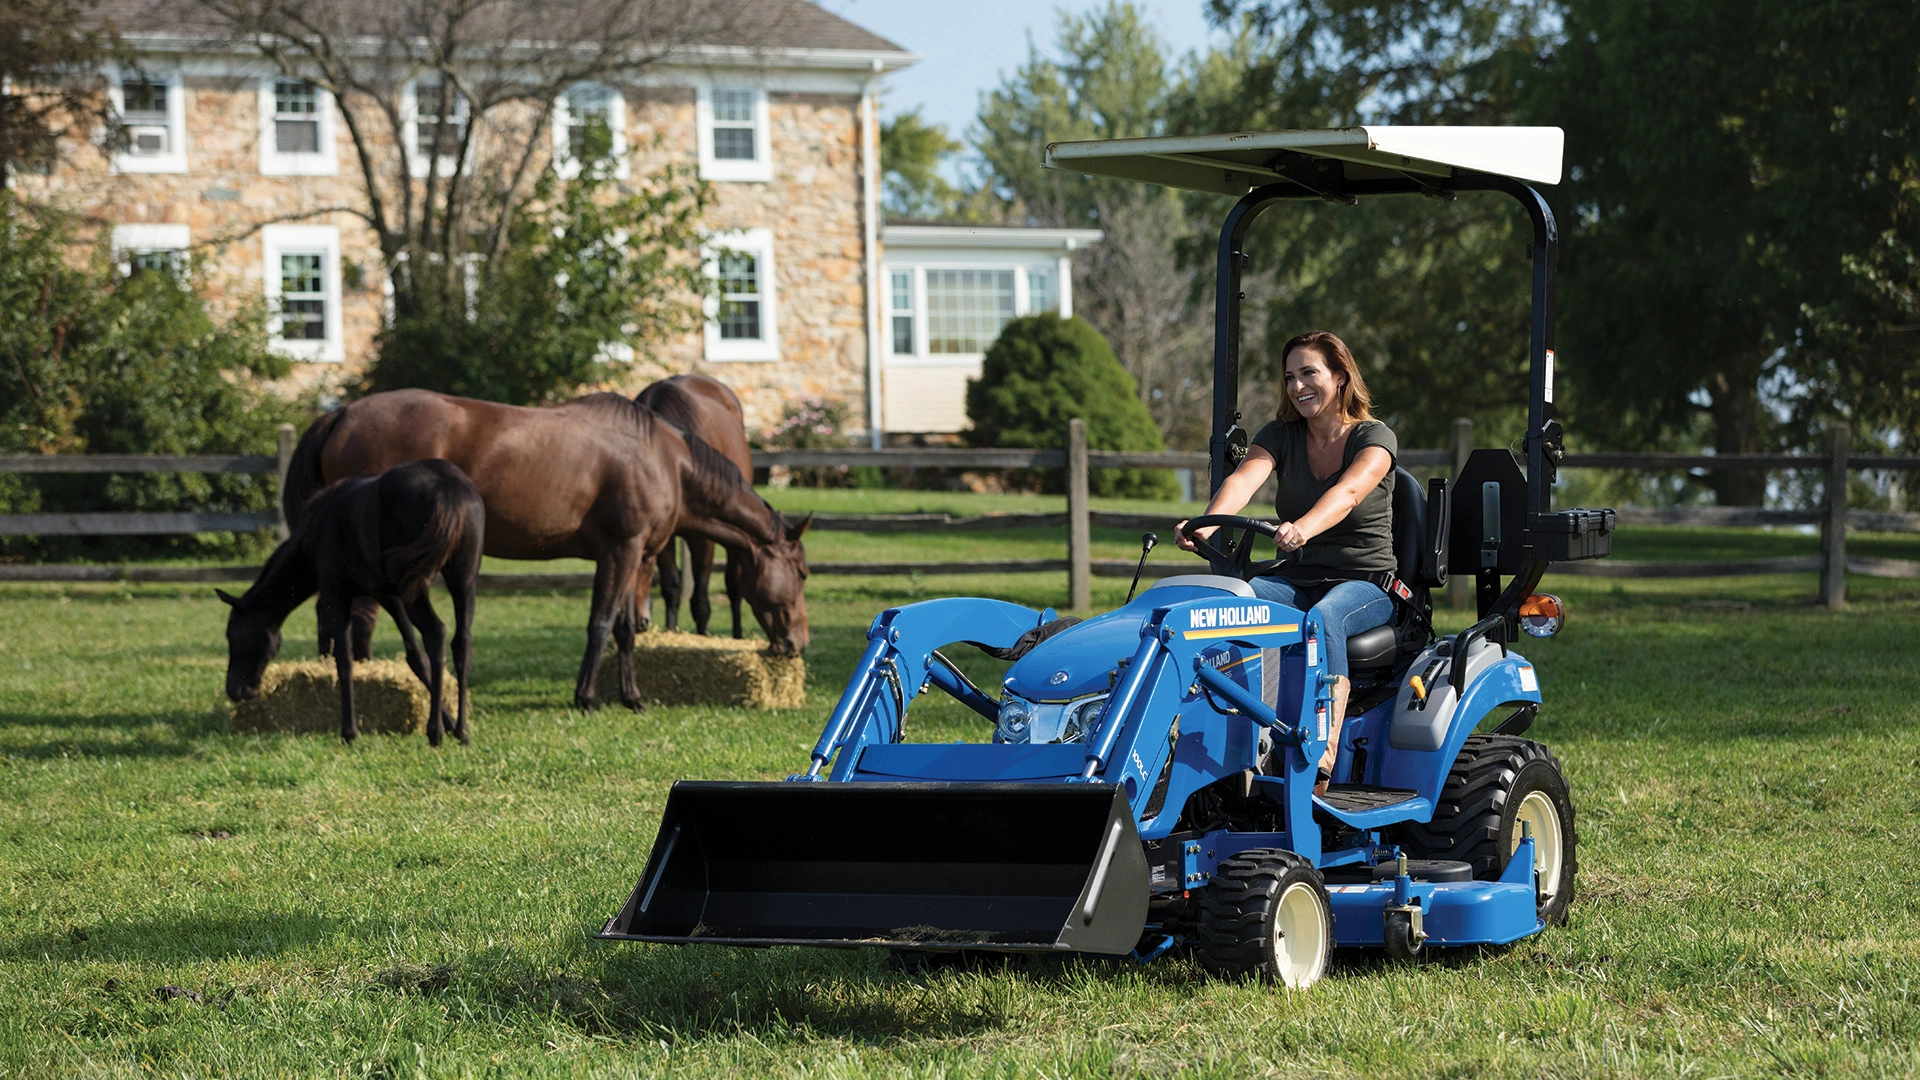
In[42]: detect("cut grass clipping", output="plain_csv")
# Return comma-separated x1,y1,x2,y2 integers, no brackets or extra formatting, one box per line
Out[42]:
595,630,804,708
229,658,427,736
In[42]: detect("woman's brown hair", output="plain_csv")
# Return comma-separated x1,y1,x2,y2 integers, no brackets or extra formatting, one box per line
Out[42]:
1276,330,1373,423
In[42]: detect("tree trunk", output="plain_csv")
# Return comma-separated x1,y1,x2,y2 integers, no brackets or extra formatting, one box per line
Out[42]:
1704,365,1768,506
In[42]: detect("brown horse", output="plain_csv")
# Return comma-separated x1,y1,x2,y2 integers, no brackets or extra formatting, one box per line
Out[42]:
283,390,809,711
634,375,754,637
223,458,483,746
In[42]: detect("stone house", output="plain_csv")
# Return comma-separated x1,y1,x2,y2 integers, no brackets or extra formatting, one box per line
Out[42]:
18,1,933,438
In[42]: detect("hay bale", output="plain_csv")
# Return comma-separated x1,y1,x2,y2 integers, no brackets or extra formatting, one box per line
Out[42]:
230,658,428,735
595,631,805,708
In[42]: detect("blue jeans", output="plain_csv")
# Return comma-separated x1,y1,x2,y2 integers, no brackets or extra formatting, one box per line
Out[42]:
1246,577,1394,679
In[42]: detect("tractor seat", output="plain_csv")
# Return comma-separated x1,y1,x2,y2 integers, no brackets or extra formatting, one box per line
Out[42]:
1347,624,1399,670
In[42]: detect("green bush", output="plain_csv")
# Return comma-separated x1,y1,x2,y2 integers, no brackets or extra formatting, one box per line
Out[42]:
965,313,1179,499
0,200,303,561
756,396,882,489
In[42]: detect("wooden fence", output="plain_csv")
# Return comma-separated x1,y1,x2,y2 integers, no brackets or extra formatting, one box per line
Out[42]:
2,419,1916,611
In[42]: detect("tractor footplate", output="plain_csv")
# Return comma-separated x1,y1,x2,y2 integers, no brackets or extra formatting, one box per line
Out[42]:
1317,784,1421,813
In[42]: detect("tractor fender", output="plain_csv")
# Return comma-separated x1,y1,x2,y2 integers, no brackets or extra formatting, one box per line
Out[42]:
1377,648,1543,806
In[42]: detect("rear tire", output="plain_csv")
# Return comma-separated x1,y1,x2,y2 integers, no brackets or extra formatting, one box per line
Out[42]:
1392,735,1578,925
1195,849,1331,988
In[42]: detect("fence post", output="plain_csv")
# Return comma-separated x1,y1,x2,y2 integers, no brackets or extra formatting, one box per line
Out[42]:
1067,418,1091,613
1448,417,1473,610
1820,421,1850,610
274,423,296,541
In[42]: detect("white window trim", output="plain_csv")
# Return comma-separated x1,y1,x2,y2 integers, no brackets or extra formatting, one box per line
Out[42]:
261,224,344,362
258,78,338,176
111,223,190,275
694,83,772,183
885,266,919,358
106,68,187,174
551,81,628,180
703,227,779,362
887,261,1065,366
402,77,472,180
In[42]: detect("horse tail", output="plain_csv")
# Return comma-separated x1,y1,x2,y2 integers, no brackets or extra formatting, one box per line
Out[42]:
382,464,483,599
283,407,346,530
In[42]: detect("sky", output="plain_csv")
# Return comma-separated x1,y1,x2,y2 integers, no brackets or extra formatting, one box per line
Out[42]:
821,1,1227,140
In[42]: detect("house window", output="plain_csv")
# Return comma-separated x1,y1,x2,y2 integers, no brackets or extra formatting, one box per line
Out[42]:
407,78,469,177
697,85,771,182
261,225,344,361
703,227,778,361
259,79,337,175
712,89,756,160
927,270,1015,354
279,255,326,340
274,81,319,152
108,70,186,173
890,270,915,355
718,252,762,340
552,82,627,179
1027,269,1055,315
111,223,190,277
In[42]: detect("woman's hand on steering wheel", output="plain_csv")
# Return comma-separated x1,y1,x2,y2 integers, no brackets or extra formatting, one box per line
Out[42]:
1274,520,1307,554
1172,519,1212,553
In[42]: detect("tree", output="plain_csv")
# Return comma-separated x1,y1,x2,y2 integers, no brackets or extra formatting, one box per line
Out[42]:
0,201,301,559
0,0,121,179
1540,0,1920,501
1185,1,1555,451
879,107,963,220
363,125,708,404
966,313,1180,499
972,3,1217,446
179,0,778,342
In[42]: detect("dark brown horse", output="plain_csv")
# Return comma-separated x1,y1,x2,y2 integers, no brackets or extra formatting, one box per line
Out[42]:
283,390,809,712
223,458,483,746
634,375,754,637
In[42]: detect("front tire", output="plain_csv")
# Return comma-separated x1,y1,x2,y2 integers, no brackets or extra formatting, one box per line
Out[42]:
1195,849,1332,988
1393,735,1578,925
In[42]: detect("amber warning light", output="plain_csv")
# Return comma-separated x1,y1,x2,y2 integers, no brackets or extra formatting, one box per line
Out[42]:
1519,594,1565,639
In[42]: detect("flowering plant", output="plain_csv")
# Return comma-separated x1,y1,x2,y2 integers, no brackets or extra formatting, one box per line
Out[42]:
758,396,872,488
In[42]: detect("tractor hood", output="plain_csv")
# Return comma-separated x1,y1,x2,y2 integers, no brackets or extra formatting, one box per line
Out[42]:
1004,582,1245,702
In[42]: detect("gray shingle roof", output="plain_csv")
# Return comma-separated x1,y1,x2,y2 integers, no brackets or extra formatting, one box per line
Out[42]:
96,0,910,58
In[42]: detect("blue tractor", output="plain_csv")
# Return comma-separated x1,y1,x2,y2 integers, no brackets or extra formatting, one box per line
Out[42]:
601,127,1616,987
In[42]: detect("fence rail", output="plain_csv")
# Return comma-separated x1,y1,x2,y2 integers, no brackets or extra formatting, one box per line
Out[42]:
3,420,1916,607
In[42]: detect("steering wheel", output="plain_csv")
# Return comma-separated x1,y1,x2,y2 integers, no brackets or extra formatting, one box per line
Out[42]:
1179,515,1285,580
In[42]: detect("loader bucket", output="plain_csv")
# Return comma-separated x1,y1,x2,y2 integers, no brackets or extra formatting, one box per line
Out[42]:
599,781,1151,956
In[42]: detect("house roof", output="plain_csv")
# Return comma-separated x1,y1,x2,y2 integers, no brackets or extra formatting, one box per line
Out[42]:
882,222,1103,251
96,0,913,65
1044,126,1565,195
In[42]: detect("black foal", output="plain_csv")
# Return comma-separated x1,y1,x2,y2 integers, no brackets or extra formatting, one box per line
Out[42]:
221,459,484,746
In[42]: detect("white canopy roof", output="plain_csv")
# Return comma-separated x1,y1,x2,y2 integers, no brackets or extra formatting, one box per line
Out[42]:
1044,126,1564,195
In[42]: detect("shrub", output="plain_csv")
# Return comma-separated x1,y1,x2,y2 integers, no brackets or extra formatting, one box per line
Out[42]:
0,201,302,561
756,396,880,489
965,313,1178,499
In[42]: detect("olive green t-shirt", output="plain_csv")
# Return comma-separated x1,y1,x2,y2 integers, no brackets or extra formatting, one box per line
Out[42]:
1250,418,1398,578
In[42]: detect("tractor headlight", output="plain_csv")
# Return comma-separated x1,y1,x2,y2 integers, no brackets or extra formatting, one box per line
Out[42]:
1061,694,1108,744
996,696,1033,744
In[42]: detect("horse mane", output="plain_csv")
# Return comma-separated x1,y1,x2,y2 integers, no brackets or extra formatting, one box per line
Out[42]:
570,389,784,542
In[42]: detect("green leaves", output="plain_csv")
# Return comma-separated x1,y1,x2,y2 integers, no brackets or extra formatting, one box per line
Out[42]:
365,148,710,406
0,201,302,559
966,313,1179,500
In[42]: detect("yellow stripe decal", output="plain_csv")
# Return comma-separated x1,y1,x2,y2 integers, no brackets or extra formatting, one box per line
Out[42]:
1182,623,1298,641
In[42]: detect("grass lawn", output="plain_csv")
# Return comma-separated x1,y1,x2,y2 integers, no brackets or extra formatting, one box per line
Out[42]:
4,527,1920,1077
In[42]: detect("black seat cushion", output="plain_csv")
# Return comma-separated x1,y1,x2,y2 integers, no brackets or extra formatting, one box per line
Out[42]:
1347,624,1399,670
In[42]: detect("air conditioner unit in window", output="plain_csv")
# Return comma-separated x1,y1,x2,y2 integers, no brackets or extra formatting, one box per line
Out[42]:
126,125,169,156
